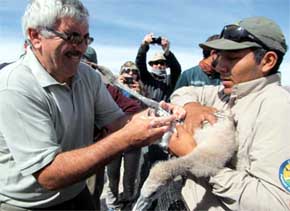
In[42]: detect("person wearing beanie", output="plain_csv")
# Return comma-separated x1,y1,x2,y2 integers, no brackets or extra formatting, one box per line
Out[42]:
170,16,290,210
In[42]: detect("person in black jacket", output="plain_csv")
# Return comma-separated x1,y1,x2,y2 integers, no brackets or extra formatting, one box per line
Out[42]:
135,33,182,210
135,33,181,102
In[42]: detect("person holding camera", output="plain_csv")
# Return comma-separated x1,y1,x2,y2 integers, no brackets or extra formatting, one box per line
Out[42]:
135,33,181,102
81,49,144,210
135,33,182,210
105,61,144,211
118,61,145,97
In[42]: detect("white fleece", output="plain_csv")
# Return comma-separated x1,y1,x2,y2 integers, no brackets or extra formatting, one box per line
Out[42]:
133,112,237,211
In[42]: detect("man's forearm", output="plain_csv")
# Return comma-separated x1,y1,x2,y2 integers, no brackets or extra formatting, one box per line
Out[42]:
34,128,132,191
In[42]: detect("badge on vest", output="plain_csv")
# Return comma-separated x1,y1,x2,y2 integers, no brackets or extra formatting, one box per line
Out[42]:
279,159,290,192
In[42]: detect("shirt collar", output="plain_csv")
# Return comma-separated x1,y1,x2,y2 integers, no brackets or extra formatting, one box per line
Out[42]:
229,73,281,100
23,47,80,88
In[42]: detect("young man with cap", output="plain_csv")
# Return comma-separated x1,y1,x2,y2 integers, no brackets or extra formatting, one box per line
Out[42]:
174,34,220,90
169,16,290,210
135,33,181,102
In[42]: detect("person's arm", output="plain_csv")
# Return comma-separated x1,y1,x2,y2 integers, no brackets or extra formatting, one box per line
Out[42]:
135,35,153,82
207,97,290,210
170,87,290,210
106,84,142,114
34,110,176,190
164,51,181,90
170,86,217,133
159,36,181,89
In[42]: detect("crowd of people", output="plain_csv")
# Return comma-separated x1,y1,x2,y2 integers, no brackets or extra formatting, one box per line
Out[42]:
0,0,289,211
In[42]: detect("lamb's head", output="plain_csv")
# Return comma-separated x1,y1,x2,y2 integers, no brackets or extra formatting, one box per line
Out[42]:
188,109,237,177
134,110,238,211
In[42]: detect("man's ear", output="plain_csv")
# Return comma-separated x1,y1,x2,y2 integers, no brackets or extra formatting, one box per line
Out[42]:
261,51,277,76
27,28,43,49
210,50,216,56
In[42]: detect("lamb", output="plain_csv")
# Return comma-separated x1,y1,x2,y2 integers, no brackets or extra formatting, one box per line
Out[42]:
133,111,237,211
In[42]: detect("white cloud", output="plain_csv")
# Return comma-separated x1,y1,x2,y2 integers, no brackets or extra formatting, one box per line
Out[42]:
280,59,290,85
0,40,24,63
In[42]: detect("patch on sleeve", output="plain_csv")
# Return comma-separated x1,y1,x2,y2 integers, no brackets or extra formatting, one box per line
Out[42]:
279,159,290,192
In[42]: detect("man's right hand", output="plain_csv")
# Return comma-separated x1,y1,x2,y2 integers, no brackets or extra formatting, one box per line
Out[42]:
183,102,217,134
123,109,176,147
143,33,154,45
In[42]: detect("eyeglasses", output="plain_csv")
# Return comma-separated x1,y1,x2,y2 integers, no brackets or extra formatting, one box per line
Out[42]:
121,67,139,75
45,27,94,45
220,24,268,50
152,60,166,66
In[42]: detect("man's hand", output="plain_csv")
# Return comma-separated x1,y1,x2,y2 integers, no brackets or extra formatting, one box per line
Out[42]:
159,101,186,120
123,109,176,147
117,74,141,93
161,37,170,55
143,33,154,45
129,81,141,93
183,102,217,134
169,124,196,157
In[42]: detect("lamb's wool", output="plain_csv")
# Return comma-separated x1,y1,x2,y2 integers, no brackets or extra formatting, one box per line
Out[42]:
133,112,237,211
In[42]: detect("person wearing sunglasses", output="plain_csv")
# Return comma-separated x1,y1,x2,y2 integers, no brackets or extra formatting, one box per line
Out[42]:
135,33,182,210
80,47,143,210
0,1,185,210
118,61,144,96
169,16,289,210
104,61,144,211
135,33,181,103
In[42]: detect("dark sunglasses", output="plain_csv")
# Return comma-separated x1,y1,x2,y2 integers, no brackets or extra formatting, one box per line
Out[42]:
220,24,268,50
121,67,139,75
152,60,166,66
45,27,94,45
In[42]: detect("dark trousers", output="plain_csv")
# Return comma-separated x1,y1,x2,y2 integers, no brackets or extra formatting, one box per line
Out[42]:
106,147,141,209
138,145,168,193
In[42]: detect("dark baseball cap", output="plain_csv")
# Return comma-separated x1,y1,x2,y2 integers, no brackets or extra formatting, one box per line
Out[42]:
199,16,287,54
83,46,98,64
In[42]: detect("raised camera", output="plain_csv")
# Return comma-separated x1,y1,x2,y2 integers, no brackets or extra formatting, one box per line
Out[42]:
151,36,162,45
124,76,134,84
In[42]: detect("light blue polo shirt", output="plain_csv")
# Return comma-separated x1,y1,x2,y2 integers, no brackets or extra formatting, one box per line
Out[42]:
0,48,124,208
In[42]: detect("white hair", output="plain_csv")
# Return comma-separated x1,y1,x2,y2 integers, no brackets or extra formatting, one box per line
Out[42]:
22,0,89,39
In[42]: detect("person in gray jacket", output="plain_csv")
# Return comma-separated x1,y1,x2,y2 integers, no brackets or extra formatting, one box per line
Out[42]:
169,16,290,210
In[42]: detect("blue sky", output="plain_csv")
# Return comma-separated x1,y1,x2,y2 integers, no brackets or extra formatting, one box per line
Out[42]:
1,0,290,84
